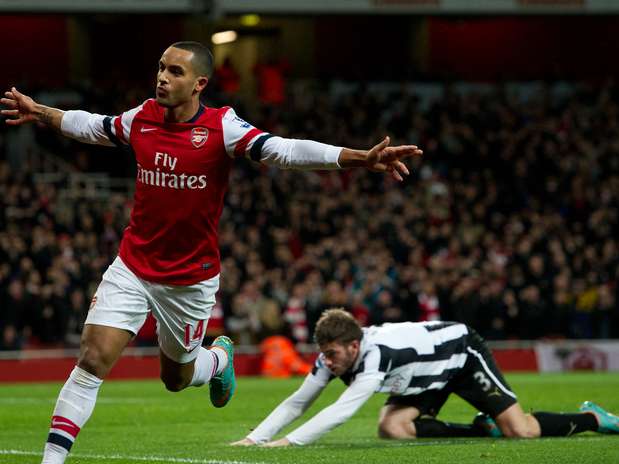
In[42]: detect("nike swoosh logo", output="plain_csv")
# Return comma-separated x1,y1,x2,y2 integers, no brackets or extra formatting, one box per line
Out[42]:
185,344,200,353
141,127,157,133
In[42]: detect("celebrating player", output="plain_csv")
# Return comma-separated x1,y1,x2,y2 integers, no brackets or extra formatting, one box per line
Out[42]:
232,308,619,447
1,42,422,464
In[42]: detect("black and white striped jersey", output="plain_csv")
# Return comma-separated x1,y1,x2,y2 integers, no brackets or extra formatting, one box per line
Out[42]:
312,321,470,396
247,321,472,445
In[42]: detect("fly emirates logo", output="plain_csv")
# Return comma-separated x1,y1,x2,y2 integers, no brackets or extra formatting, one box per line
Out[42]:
136,152,207,190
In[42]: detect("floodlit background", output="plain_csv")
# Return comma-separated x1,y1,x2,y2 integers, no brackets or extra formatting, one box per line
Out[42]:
0,0,618,378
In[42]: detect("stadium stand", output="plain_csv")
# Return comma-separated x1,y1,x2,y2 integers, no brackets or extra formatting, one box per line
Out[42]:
1,79,618,352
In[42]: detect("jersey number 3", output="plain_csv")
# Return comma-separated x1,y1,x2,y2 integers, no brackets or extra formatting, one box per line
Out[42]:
473,371,492,392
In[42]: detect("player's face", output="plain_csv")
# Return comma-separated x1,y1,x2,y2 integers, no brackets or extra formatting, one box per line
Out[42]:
156,47,206,107
320,340,360,376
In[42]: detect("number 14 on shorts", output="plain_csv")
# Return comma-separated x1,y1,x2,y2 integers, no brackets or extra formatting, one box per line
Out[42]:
184,320,206,351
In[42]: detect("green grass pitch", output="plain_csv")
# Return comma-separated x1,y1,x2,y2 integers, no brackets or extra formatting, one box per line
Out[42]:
1,373,618,464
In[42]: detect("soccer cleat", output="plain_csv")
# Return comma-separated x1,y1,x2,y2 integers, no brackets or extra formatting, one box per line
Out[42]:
473,413,503,438
579,401,619,434
209,336,236,408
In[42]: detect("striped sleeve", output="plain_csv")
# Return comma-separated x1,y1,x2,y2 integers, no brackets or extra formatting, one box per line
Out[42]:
61,111,115,147
220,107,341,169
221,107,267,159
102,116,123,146
103,102,145,146
119,102,144,144
61,102,145,147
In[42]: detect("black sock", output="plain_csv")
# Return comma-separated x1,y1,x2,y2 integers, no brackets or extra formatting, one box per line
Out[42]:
532,412,598,436
414,418,487,438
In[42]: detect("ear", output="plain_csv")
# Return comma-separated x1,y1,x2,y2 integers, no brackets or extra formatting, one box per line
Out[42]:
195,76,209,93
350,340,360,351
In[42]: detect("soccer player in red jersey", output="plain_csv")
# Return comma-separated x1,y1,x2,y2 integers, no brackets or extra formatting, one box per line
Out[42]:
1,42,422,464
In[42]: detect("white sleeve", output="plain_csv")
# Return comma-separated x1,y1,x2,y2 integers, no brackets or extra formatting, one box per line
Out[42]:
259,136,341,170
60,102,144,147
285,374,382,446
60,110,116,146
247,375,327,444
221,107,341,169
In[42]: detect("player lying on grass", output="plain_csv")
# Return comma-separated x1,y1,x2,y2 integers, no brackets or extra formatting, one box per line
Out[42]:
1,42,422,464
232,309,619,447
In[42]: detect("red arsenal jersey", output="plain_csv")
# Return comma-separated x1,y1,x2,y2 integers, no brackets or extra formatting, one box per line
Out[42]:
102,99,265,285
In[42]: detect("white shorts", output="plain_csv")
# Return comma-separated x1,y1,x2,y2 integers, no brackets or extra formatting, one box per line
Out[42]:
86,256,219,363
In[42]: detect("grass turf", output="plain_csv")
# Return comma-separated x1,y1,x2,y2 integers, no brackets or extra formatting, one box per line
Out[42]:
0,373,618,464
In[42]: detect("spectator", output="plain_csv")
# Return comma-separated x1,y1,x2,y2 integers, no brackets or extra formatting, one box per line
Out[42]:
1,79,618,346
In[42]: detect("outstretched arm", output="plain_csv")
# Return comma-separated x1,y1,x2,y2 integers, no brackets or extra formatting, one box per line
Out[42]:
265,374,382,447
230,374,326,446
1,87,64,129
259,135,422,182
221,108,423,182
2,87,137,147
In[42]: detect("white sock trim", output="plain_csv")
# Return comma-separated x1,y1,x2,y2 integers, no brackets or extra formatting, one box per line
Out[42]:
42,442,68,464
43,367,103,463
190,348,219,387
70,366,103,388
210,346,228,374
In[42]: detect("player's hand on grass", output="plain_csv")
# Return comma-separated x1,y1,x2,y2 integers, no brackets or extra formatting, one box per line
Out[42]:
230,438,257,446
1,87,39,126
262,438,291,447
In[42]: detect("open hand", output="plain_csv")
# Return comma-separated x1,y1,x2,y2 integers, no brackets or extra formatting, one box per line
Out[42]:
365,136,422,181
1,87,38,126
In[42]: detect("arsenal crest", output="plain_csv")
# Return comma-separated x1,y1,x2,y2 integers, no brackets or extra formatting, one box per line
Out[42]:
191,127,209,148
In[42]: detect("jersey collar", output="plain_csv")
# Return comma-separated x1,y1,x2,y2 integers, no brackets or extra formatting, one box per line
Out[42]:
185,104,205,124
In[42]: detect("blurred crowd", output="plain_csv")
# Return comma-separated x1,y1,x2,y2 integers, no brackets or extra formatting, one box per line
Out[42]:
0,78,618,350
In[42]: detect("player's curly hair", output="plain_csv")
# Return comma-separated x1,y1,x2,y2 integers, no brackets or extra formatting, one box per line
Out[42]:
314,308,363,346
170,41,214,78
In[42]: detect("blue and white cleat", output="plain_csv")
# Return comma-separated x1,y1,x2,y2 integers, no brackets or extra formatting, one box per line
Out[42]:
209,336,236,408
579,401,619,434
473,413,503,438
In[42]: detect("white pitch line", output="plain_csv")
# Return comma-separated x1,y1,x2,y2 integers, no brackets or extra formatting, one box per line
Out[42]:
0,450,268,464
0,398,149,405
